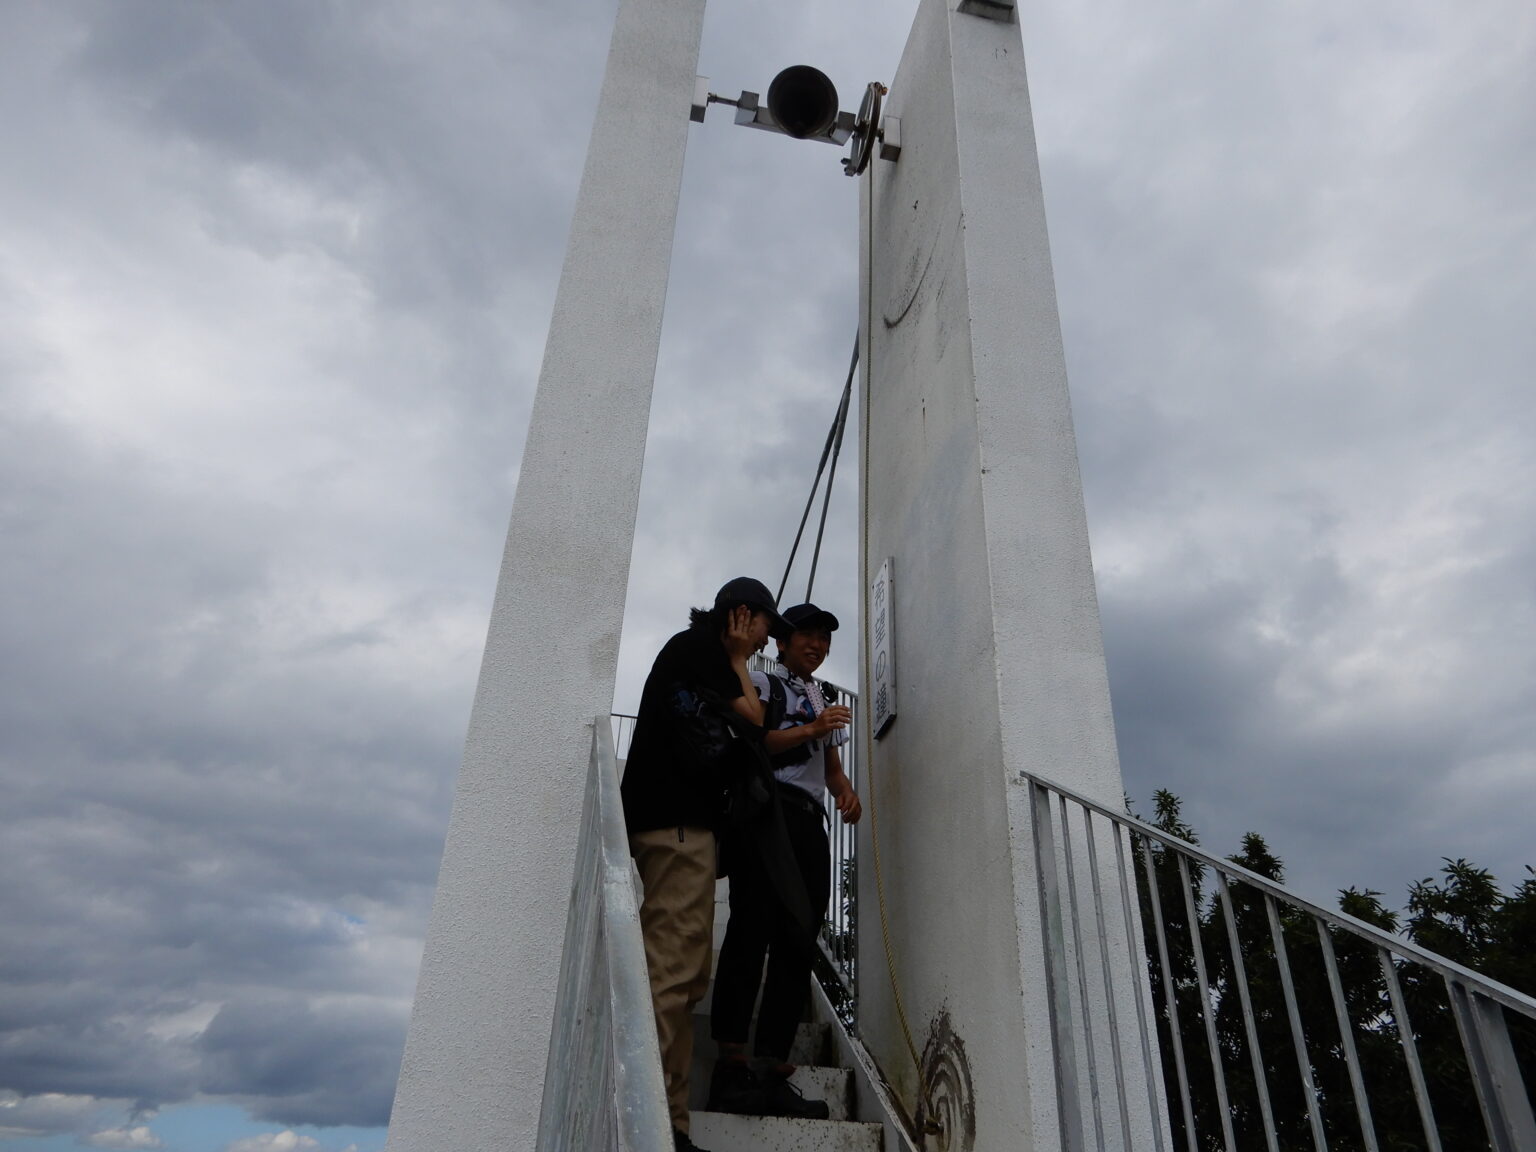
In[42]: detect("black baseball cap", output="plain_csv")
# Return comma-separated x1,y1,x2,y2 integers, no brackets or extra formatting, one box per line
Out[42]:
782,603,840,633
714,577,794,641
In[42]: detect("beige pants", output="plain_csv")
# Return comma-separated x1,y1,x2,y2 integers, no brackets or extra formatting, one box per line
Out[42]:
630,825,716,1135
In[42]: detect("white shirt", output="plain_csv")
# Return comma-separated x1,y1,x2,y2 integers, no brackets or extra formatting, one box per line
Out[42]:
749,664,848,803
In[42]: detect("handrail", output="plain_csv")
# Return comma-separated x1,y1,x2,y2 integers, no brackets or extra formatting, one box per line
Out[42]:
536,718,671,1152
1022,768,1536,1152
1024,769,1536,1019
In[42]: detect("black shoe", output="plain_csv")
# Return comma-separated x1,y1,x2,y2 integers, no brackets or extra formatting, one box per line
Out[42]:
706,1059,766,1115
673,1128,712,1152
758,1071,831,1121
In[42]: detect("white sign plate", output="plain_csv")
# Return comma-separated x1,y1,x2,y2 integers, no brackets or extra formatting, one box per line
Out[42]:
869,557,897,738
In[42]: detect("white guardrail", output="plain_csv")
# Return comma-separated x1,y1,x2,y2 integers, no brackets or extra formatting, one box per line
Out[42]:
536,718,672,1152
1024,771,1536,1152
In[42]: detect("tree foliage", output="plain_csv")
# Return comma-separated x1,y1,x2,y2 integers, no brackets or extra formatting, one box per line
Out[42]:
1133,791,1536,1152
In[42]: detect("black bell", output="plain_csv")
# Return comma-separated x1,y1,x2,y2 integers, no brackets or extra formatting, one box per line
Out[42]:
766,65,840,140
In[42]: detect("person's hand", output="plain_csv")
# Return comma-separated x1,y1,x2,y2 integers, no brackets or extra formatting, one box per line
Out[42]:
721,605,759,660
831,782,862,824
809,704,851,738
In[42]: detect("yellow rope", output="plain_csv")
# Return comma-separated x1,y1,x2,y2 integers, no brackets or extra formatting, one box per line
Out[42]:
858,137,934,1131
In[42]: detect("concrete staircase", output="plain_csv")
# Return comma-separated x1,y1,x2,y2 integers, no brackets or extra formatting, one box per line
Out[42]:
684,881,887,1152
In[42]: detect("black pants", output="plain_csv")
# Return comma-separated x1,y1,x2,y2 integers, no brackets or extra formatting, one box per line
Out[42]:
710,789,830,1061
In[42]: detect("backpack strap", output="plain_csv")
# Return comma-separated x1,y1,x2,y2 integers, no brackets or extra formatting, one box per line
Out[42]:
762,671,788,732
762,672,814,769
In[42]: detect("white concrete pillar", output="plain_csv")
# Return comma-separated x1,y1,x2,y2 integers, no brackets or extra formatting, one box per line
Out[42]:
385,2,706,1149
855,1,1166,1148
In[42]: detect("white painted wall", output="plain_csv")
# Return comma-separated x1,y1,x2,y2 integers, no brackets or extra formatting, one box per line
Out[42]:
855,1,1165,1147
384,2,707,1149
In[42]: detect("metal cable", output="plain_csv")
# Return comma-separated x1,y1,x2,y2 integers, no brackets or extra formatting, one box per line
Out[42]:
776,338,858,606
856,146,932,1128
804,363,852,603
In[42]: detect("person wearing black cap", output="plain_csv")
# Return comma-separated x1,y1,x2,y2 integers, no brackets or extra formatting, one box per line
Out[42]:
621,577,792,1151
706,602,862,1121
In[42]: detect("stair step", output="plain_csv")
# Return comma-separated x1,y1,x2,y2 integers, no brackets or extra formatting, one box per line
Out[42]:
690,1064,852,1121
689,1111,882,1152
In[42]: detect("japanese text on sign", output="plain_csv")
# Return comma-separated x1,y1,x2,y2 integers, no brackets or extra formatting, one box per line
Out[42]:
869,557,897,738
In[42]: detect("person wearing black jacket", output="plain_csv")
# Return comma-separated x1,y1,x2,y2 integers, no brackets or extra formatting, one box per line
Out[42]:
620,577,792,1152
705,602,860,1121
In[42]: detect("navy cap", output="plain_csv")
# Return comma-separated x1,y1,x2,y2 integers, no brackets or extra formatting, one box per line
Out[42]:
714,577,794,641
782,603,840,634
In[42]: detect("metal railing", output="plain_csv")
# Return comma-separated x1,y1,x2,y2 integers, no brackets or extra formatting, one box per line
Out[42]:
813,674,860,1028
601,707,1536,1149
612,713,638,762
1025,770,1536,1152
536,718,672,1152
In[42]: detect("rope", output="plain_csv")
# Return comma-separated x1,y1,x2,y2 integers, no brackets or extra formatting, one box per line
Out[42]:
857,145,932,1127
804,361,852,603
767,116,933,1134
776,339,858,606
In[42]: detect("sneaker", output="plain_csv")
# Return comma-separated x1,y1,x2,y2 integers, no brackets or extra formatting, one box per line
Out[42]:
706,1059,766,1114
673,1128,712,1152
758,1071,831,1121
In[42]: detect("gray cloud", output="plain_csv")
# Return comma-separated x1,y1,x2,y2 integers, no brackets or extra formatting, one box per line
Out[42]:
2,0,1534,1143
0,1090,128,1141
197,996,401,1128
1034,1,1536,901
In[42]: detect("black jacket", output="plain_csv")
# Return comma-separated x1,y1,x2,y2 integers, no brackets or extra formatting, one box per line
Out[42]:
621,626,745,833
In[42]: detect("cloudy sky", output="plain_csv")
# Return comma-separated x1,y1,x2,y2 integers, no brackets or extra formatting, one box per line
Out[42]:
3,1,1533,1149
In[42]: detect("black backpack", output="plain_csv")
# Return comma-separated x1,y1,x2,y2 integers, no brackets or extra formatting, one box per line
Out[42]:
663,681,752,821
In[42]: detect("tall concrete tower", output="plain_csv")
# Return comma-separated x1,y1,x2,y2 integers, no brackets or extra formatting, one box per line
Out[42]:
384,1,707,1148
853,2,1163,1148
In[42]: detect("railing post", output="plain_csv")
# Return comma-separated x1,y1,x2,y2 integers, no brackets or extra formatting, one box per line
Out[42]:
1057,795,1106,1150
1085,807,1135,1146
1176,856,1236,1152
1030,780,1085,1152
1377,950,1443,1152
1446,979,1536,1152
1140,836,1197,1152
1263,895,1329,1152
1214,874,1279,1152
1115,826,1170,1152
1314,922,1378,1152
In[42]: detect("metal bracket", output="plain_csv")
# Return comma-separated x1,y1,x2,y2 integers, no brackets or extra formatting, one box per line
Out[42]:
879,116,902,163
731,90,854,145
691,76,855,146
957,0,1017,21
689,75,710,123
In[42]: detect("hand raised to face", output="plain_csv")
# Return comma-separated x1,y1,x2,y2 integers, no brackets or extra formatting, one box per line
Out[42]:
722,605,768,659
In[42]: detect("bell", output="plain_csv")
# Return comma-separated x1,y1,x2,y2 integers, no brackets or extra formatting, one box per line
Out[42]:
767,65,840,140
